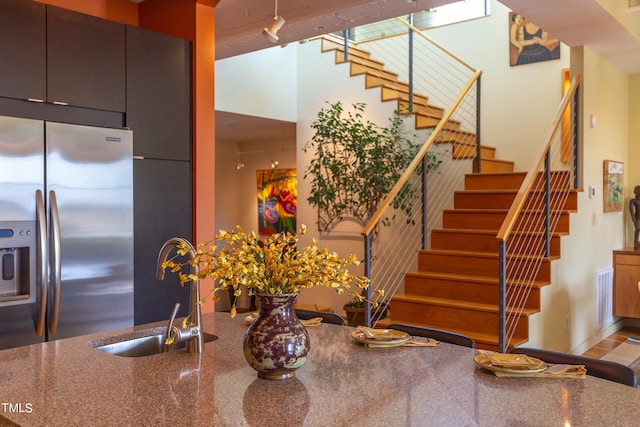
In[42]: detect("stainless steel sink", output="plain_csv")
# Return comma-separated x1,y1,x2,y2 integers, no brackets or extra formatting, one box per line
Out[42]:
92,330,217,357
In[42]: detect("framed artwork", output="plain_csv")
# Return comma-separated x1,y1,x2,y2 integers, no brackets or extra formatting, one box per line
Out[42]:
509,12,560,66
257,168,297,235
603,160,624,213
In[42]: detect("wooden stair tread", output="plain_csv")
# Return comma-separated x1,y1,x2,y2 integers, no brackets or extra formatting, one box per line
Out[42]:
392,293,540,316
455,188,577,195
434,227,567,237
404,270,550,288
442,207,573,214
423,247,556,261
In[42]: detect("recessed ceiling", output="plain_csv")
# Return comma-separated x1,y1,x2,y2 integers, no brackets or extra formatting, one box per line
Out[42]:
216,111,296,143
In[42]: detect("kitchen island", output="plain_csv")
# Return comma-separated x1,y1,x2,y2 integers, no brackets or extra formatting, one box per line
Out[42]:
0,312,638,426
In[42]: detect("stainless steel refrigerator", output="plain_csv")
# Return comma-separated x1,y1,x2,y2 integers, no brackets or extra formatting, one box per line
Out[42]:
0,115,133,349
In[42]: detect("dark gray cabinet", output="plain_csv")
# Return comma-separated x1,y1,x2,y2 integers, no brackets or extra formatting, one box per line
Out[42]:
0,0,46,101
133,159,192,324
126,26,193,324
126,26,191,160
47,6,126,112
0,1,126,112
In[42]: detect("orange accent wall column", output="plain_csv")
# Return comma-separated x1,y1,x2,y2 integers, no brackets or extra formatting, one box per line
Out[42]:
194,2,216,313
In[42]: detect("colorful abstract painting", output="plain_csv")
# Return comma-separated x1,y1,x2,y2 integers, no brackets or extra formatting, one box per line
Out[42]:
257,168,297,235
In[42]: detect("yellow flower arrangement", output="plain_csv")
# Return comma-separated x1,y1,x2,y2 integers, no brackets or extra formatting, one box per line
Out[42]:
161,224,381,317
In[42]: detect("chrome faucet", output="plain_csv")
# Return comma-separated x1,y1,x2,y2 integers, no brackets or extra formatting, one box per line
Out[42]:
156,237,203,353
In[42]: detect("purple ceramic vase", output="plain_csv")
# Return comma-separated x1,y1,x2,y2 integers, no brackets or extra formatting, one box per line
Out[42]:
243,293,310,380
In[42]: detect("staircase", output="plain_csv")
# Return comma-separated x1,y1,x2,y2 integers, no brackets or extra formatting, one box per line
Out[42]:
388,172,577,351
319,35,581,351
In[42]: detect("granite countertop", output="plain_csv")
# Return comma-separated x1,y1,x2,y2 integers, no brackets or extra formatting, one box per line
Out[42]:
0,313,639,426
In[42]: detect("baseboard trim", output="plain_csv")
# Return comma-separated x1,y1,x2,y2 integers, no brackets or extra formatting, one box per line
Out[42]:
570,318,626,355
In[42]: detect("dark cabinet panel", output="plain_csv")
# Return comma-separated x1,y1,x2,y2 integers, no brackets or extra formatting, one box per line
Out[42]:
0,0,46,101
47,6,126,112
126,26,191,160
134,159,192,325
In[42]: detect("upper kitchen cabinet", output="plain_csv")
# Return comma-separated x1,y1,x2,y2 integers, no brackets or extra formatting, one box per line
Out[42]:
126,26,192,160
0,2,126,113
0,0,46,101
47,6,126,112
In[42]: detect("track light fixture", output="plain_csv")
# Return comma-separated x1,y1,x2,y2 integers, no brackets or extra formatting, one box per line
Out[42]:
263,0,285,43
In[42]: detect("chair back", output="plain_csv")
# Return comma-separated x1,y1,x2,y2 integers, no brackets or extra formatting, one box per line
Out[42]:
386,324,475,348
295,309,345,326
510,347,637,387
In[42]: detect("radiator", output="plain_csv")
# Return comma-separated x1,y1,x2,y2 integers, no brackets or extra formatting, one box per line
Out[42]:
595,267,614,329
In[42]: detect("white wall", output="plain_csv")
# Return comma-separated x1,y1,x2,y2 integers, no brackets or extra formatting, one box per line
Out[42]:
215,44,298,121
422,2,570,171
532,46,630,353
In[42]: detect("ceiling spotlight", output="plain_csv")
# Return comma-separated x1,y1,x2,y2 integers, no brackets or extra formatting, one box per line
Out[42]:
236,162,245,170
270,160,279,169
263,0,285,43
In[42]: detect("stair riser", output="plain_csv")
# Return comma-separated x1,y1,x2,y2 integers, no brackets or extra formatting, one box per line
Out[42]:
430,230,561,257
418,252,551,282
381,87,429,105
404,275,541,308
397,100,444,118
454,191,578,211
415,115,460,131
478,159,515,173
442,211,570,233
464,171,572,191
450,142,486,159
390,300,530,337
349,62,398,82
321,38,371,59
365,74,407,91
434,129,476,142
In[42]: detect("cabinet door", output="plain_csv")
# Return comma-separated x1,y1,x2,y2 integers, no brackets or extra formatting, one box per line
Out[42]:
0,0,46,101
614,263,640,318
133,158,192,325
47,6,126,112
126,26,191,160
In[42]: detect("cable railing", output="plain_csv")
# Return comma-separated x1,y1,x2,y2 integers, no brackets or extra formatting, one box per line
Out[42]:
496,75,582,352
347,16,482,326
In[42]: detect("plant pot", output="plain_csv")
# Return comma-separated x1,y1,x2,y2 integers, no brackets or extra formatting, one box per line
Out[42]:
343,303,389,327
243,293,310,380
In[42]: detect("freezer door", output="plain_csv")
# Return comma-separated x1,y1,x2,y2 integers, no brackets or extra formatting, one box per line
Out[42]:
0,115,44,221
0,116,45,349
46,122,133,340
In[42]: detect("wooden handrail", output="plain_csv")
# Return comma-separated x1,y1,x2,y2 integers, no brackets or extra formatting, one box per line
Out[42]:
361,69,482,237
395,17,477,73
496,75,582,242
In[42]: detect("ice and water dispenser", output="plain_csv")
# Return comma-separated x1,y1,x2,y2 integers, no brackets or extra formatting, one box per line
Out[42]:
0,221,36,306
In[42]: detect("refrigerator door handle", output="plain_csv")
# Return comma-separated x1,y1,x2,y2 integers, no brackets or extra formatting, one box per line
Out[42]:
35,190,48,337
49,190,61,335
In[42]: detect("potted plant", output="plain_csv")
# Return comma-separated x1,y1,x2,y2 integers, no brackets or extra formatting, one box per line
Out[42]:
303,101,441,231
